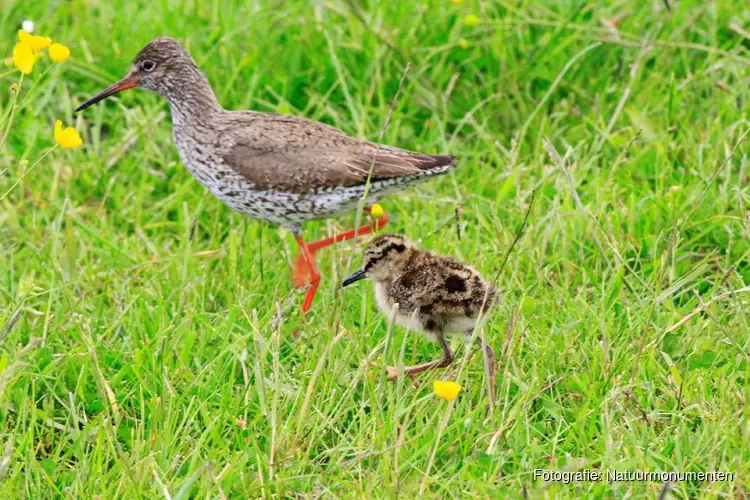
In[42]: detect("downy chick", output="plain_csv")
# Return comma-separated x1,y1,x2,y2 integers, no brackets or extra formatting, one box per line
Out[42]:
342,234,497,381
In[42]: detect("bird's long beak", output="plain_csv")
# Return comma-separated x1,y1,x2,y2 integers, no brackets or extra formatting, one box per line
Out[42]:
76,72,139,112
342,268,367,287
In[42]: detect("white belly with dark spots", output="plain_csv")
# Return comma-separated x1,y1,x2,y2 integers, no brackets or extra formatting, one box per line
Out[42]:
374,283,434,339
173,130,441,230
373,283,489,341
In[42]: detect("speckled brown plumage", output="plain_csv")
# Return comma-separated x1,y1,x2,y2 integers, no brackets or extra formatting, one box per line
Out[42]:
223,115,456,195
77,37,456,226
342,234,497,382
76,37,459,314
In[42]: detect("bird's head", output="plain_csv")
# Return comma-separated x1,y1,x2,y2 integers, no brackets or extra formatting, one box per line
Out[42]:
76,37,201,111
342,234,415,286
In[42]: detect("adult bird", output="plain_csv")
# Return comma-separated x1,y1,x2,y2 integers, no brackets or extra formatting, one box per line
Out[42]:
76,37,458,314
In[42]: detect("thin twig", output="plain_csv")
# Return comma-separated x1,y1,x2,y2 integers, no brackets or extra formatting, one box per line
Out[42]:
514,43,601,154
341,0,409,61
0,311,21,343
480,19,750,65
664,285,750,334
455,204,463,240
729,21,750,40
493,189,536,282
485,377,562,453
343,62,411,276
500,307,517,361
361,63,411,202
152,469,172,500
681,127,750,224
739,191,750,239
106,111,167,168
418,396,456,495
630,300,656,383
0,69,21,80
590,46,650,156
0,146,58,201
0,337,41,395
658,481,670,500
0,74,23,153
546,139,649,296
340,0,440,108
0,439,14,480
606,130,641,186
468,190,535,412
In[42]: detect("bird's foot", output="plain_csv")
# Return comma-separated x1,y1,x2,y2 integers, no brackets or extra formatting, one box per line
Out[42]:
384,365,424,382
292,252,317,289
385,365,400,381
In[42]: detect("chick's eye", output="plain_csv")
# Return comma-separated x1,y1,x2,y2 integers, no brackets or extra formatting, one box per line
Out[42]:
142,60,156,72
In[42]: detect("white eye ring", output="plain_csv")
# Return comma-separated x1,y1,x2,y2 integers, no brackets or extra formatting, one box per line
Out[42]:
142,60,156,72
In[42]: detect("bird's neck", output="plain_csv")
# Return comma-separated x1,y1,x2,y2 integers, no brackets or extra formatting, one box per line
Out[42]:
164,69,223,125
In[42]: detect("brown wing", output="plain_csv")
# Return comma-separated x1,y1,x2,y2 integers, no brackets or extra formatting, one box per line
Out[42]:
220,113,456,194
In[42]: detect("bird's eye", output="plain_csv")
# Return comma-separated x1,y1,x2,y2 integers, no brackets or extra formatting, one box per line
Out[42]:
142,60,156,72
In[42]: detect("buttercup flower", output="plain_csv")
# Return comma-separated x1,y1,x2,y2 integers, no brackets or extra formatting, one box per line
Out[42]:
49,43,71,63
18,29,51,52
54,120,83,149
371,203,384,218
464,14,479,26
458,39,469,49
13,42,34,74
433,380,461,401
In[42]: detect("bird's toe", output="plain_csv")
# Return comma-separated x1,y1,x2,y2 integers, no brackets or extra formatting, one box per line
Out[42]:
292,254,314,288
385,366,400,381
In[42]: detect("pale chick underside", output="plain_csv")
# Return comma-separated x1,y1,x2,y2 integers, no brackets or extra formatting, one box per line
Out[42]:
374,282,492,342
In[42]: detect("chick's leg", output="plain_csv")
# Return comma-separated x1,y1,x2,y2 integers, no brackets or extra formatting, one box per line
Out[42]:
386,333,454,381
476,335,496,405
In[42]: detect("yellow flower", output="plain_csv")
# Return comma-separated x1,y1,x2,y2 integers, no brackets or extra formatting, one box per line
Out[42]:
458,39,469,49
433,380,461,401
371,203,384,218
54,120,83,149
49,43,71,63
450,0,464,3
464,14,479,26
13,42,35,74
18,30,51,52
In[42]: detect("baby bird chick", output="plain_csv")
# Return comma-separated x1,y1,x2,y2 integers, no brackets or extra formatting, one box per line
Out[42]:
343,234,497,382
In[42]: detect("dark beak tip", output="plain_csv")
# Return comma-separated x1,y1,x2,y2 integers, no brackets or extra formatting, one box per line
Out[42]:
342,268,367,288
75,73,138,113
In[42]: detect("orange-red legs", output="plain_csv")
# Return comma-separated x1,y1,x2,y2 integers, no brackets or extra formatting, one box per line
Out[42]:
293,207,389,314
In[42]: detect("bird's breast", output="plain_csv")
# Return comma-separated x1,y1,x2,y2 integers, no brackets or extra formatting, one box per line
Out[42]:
374,282,430,335
374,282,395,318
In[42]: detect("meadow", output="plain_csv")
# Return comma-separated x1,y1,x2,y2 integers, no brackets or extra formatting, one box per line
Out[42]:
1,0,749,497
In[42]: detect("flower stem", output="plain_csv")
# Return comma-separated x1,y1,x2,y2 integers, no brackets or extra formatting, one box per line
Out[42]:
15,65,55,110
0,74,23,153
0,69,20,80
0,144,59,201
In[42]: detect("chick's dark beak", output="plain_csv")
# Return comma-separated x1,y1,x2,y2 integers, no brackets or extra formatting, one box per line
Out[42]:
76,72,139,112
342,268,367,287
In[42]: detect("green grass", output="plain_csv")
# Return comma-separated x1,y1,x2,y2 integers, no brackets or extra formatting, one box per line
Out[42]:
1,0,749,497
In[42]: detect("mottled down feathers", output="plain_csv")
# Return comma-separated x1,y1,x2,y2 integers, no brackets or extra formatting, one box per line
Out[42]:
352,234,497,338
